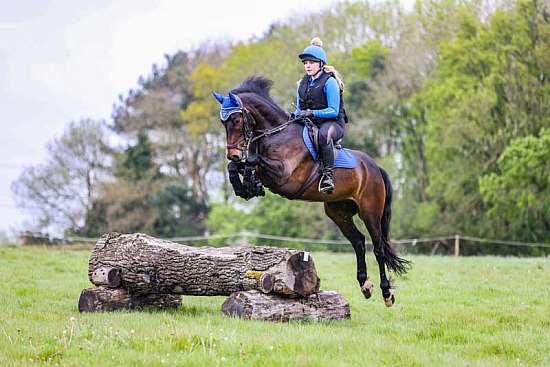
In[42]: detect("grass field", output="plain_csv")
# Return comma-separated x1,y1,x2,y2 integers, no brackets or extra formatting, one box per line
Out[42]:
0,245,548,366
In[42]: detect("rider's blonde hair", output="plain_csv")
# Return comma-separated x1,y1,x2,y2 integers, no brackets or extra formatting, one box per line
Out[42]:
323,65,345,92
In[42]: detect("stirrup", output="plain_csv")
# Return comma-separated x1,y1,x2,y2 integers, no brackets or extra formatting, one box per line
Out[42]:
318,176,334,194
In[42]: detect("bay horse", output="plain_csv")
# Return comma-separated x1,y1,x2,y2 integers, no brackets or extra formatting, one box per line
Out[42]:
213,76,410,306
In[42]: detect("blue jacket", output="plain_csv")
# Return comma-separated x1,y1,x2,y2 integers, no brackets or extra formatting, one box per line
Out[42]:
295,71,345,126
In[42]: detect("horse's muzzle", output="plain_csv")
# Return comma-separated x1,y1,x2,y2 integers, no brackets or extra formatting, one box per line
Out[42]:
226,143,244,163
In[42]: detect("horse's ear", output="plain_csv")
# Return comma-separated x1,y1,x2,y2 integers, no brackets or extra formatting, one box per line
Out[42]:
228,92,242,107
212,91,225,104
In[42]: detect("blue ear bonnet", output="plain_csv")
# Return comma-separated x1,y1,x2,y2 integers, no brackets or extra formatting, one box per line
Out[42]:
212,91,242,121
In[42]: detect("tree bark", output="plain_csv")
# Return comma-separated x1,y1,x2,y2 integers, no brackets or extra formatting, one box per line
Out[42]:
221,290,351,322
87,233,320,297
78,287,182,312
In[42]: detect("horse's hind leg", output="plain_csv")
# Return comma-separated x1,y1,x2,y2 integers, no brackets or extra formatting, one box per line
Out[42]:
361,210,394,306
324,201,374,299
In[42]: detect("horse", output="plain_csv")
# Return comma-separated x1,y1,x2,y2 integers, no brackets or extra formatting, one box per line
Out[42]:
212,76,411,306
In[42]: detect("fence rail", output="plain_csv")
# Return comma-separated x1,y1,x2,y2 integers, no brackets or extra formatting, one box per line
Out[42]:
19,231,550,256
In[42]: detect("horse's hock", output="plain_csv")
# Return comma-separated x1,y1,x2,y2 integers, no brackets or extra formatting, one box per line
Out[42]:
78,233,350,321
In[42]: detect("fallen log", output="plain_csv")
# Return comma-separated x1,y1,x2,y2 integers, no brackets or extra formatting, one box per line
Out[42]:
87,233,320,297
221,290,351,322
78,287,182,312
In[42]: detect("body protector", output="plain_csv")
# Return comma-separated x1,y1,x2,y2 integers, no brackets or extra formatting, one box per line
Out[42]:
298,72,346,126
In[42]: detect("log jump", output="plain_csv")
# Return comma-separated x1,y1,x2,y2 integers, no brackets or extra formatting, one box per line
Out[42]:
78,232,350,321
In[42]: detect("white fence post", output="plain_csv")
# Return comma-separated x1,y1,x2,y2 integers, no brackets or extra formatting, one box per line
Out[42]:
241,230,248,246
454,234,460,257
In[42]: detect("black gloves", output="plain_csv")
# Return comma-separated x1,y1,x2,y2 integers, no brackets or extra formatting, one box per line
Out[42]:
300,110,314,118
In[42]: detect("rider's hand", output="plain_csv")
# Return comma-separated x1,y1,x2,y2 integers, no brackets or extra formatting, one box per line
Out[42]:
300,110,314,118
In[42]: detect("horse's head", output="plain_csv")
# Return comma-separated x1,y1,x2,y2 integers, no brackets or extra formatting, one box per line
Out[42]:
212,91,253,162
213,76,288,162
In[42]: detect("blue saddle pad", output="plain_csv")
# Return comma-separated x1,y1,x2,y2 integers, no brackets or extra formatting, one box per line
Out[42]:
302,126,356,169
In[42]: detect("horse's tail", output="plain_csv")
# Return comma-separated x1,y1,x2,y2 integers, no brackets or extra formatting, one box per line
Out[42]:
379,167,411,275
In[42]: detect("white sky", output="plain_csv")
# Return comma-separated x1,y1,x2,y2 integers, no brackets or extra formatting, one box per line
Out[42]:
0,0,340,238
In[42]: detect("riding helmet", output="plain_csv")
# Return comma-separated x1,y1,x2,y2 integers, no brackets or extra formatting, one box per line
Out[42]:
299,37,327,65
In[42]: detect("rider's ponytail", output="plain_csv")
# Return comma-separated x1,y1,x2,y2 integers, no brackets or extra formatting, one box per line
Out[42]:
313,38,345,92
323,65,345,92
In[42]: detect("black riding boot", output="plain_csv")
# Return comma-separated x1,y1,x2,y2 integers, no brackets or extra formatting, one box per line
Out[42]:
319,140,335,194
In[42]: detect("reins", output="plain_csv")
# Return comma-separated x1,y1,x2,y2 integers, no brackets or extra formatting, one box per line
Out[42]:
236,107,299,161
249,120,293,144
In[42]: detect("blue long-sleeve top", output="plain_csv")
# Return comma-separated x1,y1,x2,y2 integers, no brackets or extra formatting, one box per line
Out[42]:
295,72,340,118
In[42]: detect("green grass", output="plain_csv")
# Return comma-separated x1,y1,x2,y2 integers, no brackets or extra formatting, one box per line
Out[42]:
0,246,548,366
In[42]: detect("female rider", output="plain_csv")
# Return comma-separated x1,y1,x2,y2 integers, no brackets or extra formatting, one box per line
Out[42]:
295,37,346,194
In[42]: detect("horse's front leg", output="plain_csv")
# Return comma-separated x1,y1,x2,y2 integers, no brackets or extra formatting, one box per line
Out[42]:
227,161,248,199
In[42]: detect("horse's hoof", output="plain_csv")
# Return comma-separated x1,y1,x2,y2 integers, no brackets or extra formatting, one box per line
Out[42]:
361,281,374,299
384,289,395,307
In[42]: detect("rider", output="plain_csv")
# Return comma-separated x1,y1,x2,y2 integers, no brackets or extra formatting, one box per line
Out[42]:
295,37,346,194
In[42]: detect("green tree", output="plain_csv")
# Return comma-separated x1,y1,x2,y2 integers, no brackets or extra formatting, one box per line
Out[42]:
177,62,226,205
479,129,550,243
113,130,155,180
413,1,549,240
111,52,225,208
11,119,111,234
80,131,207,237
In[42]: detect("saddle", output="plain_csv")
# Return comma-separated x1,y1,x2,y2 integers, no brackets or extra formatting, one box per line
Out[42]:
301,122,356,169
305,120,341,158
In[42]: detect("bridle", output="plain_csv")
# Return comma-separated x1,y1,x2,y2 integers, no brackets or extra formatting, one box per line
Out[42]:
221,103,293,163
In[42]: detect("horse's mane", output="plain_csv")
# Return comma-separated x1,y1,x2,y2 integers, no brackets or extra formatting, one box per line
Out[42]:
230,76,286,115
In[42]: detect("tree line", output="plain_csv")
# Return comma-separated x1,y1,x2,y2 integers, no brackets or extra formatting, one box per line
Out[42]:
12,0,549,255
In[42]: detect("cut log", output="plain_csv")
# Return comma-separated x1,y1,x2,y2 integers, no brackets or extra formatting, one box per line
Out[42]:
91,267,121,287
221,290,351,322
87,233,320,297
78,287,182,312
243,270,275,293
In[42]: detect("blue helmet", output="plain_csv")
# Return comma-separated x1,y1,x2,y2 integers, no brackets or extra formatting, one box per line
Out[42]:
299,44,327,65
